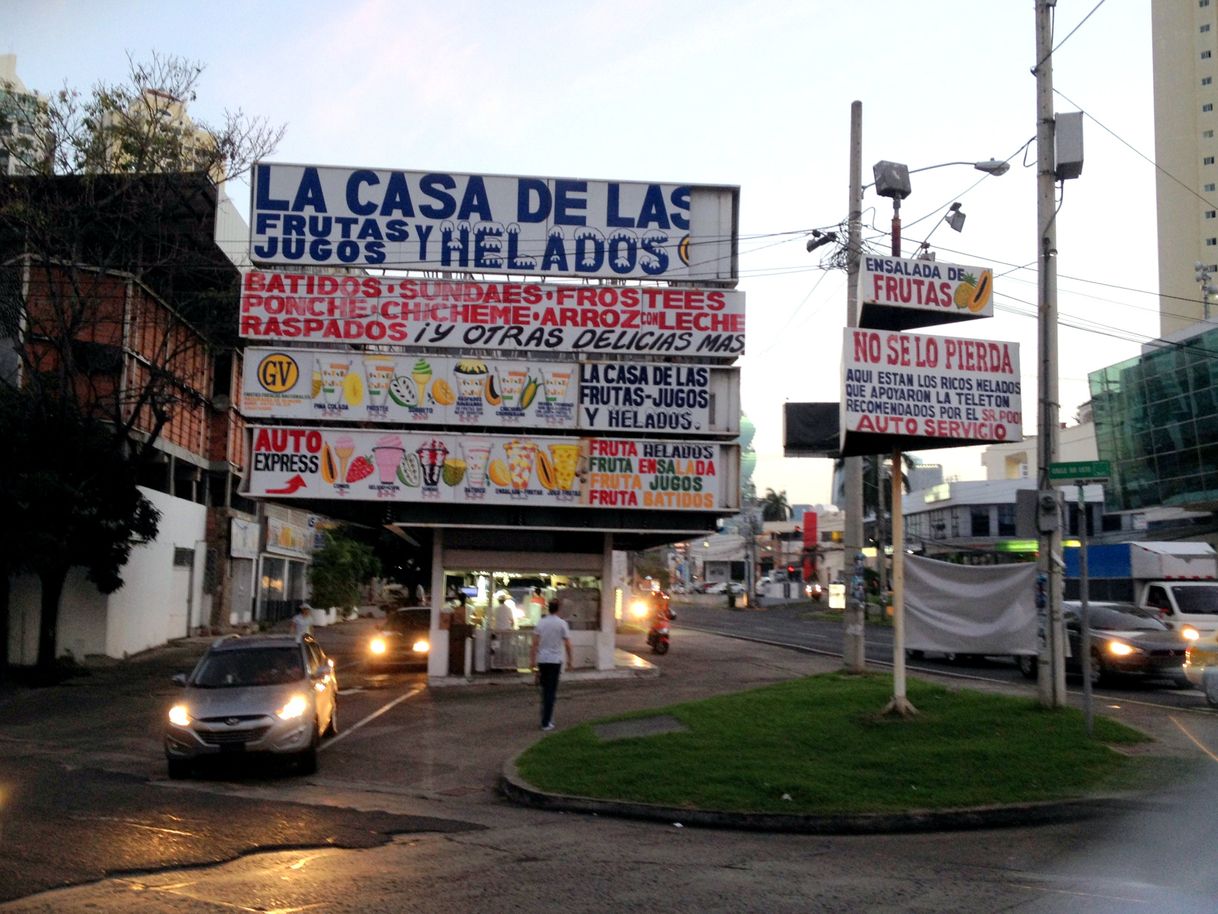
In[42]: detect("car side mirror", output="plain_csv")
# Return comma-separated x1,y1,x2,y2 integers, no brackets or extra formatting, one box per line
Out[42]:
171,673,187,687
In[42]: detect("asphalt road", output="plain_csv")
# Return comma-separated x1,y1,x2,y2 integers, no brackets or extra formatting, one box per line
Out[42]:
2,613,1218,912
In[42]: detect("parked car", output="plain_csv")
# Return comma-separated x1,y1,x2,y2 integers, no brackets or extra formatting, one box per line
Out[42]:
367,607,432,669
1018,601,1191,687
1184,629,1218,706
705,581,745,595
755,576,773,595
164,633,338,778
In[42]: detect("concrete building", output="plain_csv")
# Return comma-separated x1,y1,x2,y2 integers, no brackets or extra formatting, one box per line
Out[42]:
0,55,47,177
1152,3,1218,335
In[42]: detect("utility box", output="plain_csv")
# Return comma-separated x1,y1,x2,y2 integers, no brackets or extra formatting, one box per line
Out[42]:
1055,111,1084,180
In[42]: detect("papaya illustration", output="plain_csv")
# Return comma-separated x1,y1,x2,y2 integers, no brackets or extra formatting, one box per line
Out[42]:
536,450,556,490
320,444,338,485
968,270,993,312
485,373,502,406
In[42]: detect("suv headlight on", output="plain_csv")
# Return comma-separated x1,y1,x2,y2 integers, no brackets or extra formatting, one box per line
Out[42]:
370,636,388,655
412,638,430,654
168,704,191,728
1106,640,1141,657
276,694,309,721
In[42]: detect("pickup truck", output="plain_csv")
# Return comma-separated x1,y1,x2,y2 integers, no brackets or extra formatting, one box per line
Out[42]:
1064,542,1218,637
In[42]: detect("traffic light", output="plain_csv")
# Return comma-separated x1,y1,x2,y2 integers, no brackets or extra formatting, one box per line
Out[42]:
786,564,795,576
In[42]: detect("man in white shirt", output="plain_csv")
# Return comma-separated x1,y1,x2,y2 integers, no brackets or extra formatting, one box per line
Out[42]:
529,599,572,731
492,594,516,630
291,603,313,642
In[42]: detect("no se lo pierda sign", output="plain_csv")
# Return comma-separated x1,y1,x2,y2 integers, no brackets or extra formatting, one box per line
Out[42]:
839,327,1022,458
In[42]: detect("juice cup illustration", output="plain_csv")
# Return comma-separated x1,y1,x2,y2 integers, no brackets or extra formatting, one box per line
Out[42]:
503,439,537,495
364,356,396,415
334,434,355,487
454,359,488,399
548,443,581,495
311,359,324,401
460,439,492,499
415,439,449,495
321,359,351,410
543,368,573,403
497,367,529,406
372,434,405,485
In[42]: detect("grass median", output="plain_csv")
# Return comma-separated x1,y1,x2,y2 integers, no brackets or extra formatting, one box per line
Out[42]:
517,673,1175,815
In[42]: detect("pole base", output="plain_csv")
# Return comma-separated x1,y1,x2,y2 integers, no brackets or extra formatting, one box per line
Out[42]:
881,695,919,718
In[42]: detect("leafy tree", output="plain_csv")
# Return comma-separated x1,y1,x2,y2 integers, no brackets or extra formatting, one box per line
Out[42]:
309,529,381,611
0,54,282,672
760,488,791,522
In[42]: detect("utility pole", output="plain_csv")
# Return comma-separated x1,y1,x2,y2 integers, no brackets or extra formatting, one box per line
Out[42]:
843,100,866,673
1035,0,1067,708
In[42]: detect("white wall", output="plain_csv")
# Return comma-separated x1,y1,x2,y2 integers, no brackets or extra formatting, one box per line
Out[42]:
9,487,209,663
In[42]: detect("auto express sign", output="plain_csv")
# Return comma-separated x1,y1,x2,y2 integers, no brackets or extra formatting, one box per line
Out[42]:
839,327,1022,457
249,162,739,283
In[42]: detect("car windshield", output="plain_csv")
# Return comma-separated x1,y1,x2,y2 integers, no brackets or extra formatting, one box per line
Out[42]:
192,647,306,688
1069,606,1167,631
385,610,430,633
1170,585,1218,614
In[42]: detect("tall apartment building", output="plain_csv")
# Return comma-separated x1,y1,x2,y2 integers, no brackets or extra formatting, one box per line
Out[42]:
1152,2,1218,336
0,55,47,177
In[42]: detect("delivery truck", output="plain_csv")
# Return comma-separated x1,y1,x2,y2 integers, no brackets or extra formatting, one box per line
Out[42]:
1064,541,1218,637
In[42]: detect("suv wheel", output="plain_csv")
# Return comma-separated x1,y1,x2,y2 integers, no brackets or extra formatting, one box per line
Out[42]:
1016,654,1037,680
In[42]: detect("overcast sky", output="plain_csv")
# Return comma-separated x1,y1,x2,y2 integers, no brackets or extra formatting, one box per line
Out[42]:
4,1,1160,506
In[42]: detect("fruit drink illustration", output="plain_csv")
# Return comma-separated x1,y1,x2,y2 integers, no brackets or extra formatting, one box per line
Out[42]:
321,359,351,410
364,356,396,416
453,359,488,399
543,368,573,403
548,443,581,494
372,434,405,485
311,359,324,401
503,439,537,495
497,367,529,407
460,439,491,499
415,439,449,495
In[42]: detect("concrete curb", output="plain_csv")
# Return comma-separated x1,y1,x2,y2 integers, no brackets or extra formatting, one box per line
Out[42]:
499,757,1154,834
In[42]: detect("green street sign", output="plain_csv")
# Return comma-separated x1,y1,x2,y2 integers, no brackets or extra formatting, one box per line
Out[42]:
1048,460,1110,484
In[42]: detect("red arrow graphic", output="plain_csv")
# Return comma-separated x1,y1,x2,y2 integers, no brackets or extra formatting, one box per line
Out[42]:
266,475,307,495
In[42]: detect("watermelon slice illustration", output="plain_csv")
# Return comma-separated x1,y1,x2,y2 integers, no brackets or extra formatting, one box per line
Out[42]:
397,452,422,487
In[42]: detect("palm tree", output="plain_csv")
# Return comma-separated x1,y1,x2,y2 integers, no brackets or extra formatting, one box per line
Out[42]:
760,488,791,522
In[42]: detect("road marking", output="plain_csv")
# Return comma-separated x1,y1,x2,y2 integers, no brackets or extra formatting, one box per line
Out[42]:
321,687,422,751
1169,715,1218,764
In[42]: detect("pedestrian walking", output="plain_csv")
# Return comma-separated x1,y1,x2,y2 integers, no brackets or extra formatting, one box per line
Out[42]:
530,598,572,731
291,603,313,641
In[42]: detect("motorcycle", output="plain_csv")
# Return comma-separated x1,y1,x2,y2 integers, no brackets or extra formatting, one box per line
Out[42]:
646,603,675,655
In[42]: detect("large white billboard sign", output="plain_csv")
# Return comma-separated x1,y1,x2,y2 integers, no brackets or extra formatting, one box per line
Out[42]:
245,426,737,512
241,348,731,435
840,327,1022,452
238,270,745,356
249,163,739,282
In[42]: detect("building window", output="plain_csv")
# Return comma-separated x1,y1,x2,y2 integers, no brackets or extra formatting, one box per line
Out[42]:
1207,211,1217,219
1207,238,1218,246
970,507,991,537
1204,23,1212,32
1205,104,1215,112
998,504,1017,537
1207,183,1217,192
1206,130,1216,138
1206,157,1216,165
1206,50,1215,59
1204,0,1212,8
1207,77,1215,86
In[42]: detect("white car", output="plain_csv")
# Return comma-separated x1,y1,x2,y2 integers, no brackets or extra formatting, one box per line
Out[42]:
706,581,745,595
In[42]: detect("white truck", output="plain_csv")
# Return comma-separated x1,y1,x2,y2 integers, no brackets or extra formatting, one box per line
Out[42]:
1064,541,1218,636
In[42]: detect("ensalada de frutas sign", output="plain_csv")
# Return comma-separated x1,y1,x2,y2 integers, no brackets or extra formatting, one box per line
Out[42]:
244,426,737,512
249,163,739,283
839,327,1022,458
858,255,994,331
240,347,737,435
238,269,745,356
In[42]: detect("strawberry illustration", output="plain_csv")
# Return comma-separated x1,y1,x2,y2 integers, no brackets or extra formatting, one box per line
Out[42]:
347,455,374,483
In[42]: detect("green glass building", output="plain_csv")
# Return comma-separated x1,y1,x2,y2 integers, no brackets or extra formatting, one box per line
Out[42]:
1090,327,1218,513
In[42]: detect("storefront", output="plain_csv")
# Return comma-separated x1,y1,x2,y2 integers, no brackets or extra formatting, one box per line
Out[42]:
424,530,619,681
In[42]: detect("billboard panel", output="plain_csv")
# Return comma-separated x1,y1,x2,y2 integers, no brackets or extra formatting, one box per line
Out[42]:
241,348,738,435
839,327,1022,457
238,270,745,356
858,255,994,331
245,426,737,512
249,163,739,282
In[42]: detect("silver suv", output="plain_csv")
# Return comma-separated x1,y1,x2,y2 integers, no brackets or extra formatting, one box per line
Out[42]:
164,633,338,778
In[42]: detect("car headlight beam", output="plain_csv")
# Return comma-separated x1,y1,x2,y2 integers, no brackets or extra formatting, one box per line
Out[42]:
412,639,430,654
370,636,387,655
276,693,310,721
1106,640,1139,657
168,704,191,727
1181,625,1200,641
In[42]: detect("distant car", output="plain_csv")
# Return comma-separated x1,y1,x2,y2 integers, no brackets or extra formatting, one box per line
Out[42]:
164,634,338,778
705,581,745,595
1019,601,1191,687
755,576,772,595
1184,629,1218,706
367,608,432,669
